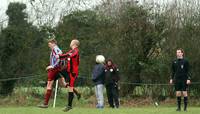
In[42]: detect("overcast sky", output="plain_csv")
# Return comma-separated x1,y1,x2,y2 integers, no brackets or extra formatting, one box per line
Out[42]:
0,0,10,20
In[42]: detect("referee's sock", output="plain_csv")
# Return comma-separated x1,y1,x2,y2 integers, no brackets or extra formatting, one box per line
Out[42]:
177,97,181,110
184,97,188,111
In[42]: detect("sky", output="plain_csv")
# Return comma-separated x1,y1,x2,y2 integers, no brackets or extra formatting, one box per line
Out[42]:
0,0,9,21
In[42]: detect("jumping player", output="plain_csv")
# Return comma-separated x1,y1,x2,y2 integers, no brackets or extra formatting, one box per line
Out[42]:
38,38,65,108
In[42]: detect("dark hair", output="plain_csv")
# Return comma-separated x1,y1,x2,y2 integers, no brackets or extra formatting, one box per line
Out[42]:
106,59,113,65
105,59,118,70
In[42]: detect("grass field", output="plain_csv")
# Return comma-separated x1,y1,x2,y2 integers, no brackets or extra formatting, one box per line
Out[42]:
0,107,200,114
1,86,200,114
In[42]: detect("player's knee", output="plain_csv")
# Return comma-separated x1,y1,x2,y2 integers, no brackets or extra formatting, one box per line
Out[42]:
176,91,181,96
58,79,65,87
47,81,54,89
183,91,188,97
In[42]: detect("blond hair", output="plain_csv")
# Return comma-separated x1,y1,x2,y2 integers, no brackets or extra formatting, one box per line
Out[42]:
71,39,80,47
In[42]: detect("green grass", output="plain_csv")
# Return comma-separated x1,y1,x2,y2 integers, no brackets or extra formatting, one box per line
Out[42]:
0,107,200,114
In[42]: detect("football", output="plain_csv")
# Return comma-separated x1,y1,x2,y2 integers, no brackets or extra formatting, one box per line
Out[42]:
96,55,105,64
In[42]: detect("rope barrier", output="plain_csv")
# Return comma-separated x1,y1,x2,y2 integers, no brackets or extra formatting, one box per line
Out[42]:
0,74,45,82
0,74,200,86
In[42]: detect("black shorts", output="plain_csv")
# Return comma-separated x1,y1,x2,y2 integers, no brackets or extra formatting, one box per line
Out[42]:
175,81,188,91
54,69,70,82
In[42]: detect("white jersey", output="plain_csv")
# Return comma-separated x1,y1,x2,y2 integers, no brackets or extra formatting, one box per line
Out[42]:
50,45,62,68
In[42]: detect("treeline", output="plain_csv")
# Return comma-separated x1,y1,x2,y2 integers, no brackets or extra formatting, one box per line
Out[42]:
0,0,200,97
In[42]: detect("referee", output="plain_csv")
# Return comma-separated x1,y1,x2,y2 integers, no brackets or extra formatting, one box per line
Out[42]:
170,48,191,111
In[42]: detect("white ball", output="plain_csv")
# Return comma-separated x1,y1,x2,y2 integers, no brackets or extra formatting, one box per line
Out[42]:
96,55,105,64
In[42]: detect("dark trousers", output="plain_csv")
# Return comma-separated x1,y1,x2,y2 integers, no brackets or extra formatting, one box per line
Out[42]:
106,83,119,108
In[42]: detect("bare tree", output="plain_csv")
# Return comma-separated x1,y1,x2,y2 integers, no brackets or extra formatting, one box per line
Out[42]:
27,0,100,27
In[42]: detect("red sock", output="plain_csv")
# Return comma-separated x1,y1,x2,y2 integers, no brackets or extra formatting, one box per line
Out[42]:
44,89,52,105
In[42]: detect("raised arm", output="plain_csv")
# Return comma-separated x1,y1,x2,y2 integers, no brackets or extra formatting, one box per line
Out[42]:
59,49,78,59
